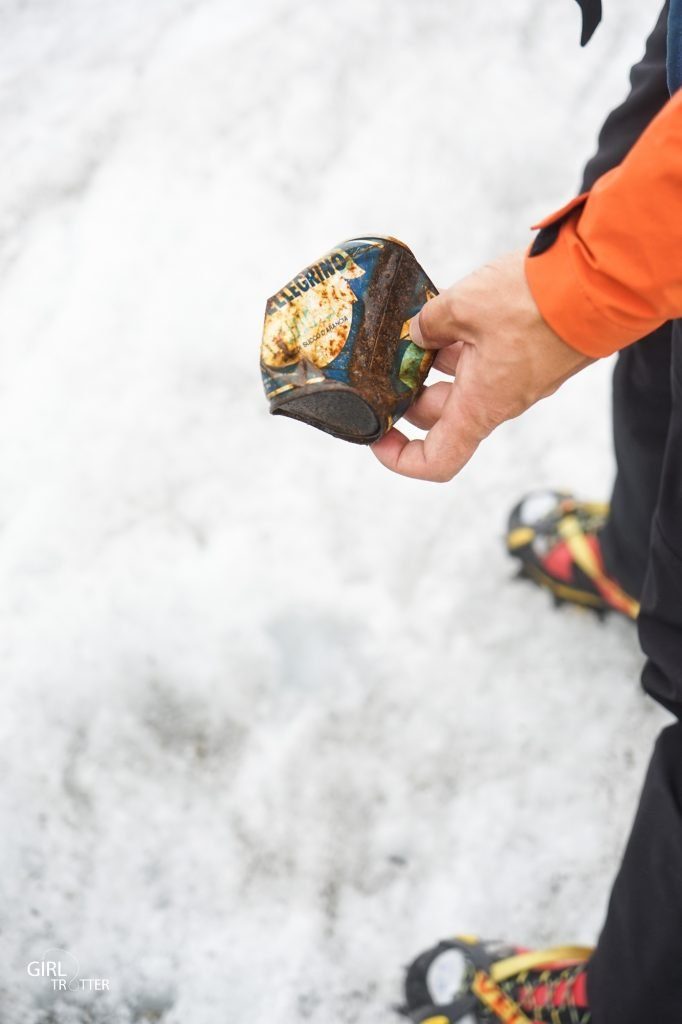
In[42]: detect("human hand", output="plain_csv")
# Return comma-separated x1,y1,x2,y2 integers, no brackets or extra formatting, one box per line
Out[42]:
370,250,593,482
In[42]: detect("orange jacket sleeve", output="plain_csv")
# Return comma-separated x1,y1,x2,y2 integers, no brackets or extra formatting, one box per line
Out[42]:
525,90,682,358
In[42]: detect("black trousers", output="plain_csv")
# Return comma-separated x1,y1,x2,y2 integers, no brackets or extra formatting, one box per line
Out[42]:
569,5,682,1020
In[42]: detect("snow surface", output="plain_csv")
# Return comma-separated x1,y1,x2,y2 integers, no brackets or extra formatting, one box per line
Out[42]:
0,1,672,1021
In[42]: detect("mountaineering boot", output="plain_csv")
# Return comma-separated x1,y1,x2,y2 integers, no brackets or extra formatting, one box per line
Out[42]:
506,490,639,620
400,936,592,1024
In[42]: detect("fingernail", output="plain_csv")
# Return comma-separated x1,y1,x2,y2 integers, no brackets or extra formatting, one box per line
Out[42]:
408,314,424,346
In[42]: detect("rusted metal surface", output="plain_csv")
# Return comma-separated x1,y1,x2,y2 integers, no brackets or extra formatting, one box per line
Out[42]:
260,236,438,444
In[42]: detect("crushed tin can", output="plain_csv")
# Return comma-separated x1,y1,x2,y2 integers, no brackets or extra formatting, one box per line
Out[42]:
260,236,438,444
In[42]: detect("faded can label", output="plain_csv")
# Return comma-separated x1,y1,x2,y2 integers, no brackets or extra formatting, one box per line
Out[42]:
262,249,365,383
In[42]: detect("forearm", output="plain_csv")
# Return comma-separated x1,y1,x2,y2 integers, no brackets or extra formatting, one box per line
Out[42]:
526,90,682,358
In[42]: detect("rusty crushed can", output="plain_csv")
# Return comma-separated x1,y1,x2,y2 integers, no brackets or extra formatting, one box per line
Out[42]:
260,236,438,444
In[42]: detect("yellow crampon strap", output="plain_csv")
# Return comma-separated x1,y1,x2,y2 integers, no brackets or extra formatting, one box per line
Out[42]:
421,944,593,1024
507,526,535,551
471,971,534,1023
558,514,640,618
490,946,593,983
473,947,592,1024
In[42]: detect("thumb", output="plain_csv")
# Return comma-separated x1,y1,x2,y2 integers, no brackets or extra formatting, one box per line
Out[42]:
409,290,465,349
